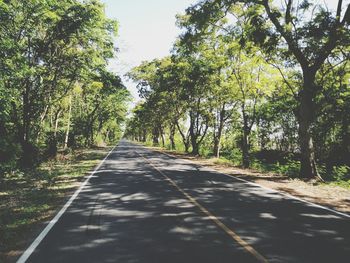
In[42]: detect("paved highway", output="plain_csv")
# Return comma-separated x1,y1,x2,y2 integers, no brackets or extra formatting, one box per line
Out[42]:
20,140,350,263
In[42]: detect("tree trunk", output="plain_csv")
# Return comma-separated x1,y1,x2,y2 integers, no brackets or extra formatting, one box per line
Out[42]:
191,139,199,155
36,105,49,143
47,109,61,157
169,123,176,150
89,124,94,146
160,130,165,148
138,132,142,142
22,83,30,145
190,127,200,155
213,106,225,158
240,105,251,168
105,129,110,143
152,127,159,146
213,137,221,158
54,110,61,138
142,129,147,142
298,71,319,179
20,82,33,167
184,143,190,153
189,111,199,155
176,121,190,153
64,95,72,149
242,128,250,168
341,114,350,164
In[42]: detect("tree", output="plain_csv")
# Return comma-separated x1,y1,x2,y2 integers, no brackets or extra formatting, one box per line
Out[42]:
184,0,350,179
174,57,212,155
0,0,128,171
127,58,175,146
180,31,236,158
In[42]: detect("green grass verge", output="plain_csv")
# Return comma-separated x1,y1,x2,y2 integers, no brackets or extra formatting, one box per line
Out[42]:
325,180,350,189
0,147,111,262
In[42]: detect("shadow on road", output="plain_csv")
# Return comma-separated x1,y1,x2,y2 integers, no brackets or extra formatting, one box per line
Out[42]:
27,141,350,263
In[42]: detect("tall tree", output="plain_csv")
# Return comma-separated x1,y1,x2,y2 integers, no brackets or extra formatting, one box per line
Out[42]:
184,0,350,179
0,0,128,169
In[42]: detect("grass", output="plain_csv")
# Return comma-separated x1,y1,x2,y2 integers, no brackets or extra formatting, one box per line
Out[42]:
326,180,350,189
212,157,234,166
0,147,111,262
250,160,300,178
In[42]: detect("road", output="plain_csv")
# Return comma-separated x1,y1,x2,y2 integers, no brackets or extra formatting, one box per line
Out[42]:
21,140,350,263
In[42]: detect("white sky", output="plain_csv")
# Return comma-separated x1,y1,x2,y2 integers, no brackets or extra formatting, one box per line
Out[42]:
101,0,347,103
101,0,198,102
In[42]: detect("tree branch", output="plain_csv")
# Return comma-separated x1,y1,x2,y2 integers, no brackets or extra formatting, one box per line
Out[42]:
341,3,350,25
262,0,308,69
267,60,298,99
285,0,293,25
336,0,343,22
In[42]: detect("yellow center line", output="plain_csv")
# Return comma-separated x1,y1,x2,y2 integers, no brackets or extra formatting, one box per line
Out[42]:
136,151,268,263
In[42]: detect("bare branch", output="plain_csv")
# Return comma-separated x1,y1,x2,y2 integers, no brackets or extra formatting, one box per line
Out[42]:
336,0,343,22
341,3,350,25
285,0,293,25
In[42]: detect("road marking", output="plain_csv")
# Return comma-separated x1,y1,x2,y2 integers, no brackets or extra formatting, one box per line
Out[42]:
153,149,350,219
16,145,118,263
136,151,268,263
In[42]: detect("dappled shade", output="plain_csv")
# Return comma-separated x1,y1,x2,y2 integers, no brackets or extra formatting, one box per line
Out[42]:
27,141,350,262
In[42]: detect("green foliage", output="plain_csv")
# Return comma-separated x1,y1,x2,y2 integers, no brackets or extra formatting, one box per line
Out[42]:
252,159,301,178
182,0,350,179
0,0,129,176
126,0,350,183
329,165,350,181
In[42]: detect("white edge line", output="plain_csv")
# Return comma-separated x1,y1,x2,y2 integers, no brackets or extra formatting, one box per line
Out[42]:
149,148,350,219
16,145,118,263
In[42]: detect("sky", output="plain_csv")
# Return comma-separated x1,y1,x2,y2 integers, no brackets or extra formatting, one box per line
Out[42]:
101,0,198,102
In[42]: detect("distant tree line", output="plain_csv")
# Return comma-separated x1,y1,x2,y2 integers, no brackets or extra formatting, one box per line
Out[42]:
0,0,129,174
125,0,350,181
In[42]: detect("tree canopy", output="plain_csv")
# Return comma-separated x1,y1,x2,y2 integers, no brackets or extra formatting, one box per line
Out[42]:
126,0,350,181
0,0,130,173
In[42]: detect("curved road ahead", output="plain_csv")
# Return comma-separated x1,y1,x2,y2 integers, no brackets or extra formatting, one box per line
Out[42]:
20,140,350,263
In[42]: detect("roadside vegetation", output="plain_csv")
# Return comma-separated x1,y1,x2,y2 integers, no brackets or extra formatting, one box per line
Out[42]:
0,0,129,177
125,0,350,187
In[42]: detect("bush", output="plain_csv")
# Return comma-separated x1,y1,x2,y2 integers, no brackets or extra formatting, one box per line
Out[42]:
331,165,350,181
253,149,295,164
251,158,300,178
227,148,242,166
19,142,40,169
45,132,58,158
0,139,21,179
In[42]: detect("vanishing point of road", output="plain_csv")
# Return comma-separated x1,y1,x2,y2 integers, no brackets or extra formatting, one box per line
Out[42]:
19,140,350,263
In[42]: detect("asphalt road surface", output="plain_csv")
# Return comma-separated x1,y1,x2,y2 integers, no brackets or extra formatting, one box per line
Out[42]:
21,140,350,263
